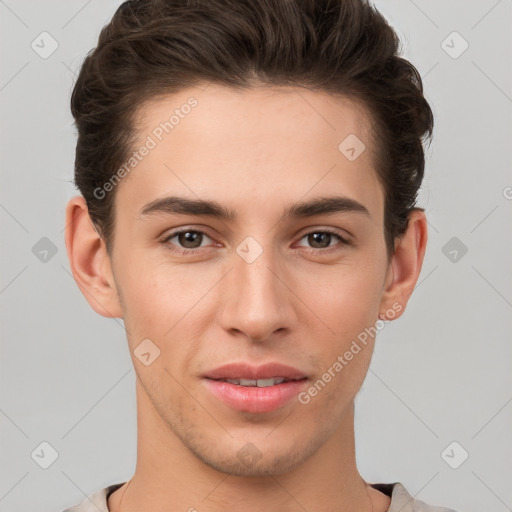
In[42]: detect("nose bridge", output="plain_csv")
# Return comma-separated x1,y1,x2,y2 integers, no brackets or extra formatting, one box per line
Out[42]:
220,239,294,341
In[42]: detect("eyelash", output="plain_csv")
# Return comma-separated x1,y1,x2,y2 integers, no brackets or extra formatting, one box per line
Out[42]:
159,228,351,256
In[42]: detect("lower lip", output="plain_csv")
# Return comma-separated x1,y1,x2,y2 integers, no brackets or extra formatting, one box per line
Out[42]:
203,378,308,414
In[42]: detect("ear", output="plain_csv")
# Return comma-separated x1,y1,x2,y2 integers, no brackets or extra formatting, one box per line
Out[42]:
378,209,428,320
64,195,123,318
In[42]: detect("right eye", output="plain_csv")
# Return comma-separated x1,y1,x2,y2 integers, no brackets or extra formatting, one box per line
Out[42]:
160,229,217,254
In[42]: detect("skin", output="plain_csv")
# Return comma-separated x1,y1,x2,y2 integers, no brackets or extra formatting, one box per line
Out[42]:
65,84,427,512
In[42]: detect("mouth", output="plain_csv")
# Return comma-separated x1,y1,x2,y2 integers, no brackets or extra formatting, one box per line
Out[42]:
202,363,309,413
203,362,308,382
212,376,307,387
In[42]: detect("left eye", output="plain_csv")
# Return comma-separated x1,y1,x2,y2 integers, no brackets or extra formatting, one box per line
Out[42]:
296,231,348,249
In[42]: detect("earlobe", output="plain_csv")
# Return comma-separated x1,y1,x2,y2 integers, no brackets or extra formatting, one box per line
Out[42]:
64,195,123,319
378,209,428,320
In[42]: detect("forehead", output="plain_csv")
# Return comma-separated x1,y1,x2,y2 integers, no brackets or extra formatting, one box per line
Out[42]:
135,84,373,154
115,84,383,224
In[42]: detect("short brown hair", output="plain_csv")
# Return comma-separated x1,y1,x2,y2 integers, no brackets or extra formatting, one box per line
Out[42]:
70,0,433,258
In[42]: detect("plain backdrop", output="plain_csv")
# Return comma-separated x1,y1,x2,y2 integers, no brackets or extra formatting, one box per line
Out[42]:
0,1,511,511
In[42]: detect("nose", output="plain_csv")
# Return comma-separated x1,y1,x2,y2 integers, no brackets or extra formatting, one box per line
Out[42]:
218,244,297,343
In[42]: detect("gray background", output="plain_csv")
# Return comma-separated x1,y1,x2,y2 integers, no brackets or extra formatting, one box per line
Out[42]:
1,1,511,511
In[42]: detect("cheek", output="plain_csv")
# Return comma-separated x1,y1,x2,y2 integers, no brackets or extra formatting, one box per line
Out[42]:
295,257,385,405
303,259,385,338
116,259,215,375
118,258,198,331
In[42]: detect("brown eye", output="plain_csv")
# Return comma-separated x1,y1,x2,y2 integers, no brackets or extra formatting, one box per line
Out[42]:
163,230,213,250
296,230,349,251
307,232,334,249
177,231,203,248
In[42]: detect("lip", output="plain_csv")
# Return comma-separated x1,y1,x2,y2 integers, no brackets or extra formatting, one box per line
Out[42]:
202,362,309,414
203,377,308,414
203,362,308,381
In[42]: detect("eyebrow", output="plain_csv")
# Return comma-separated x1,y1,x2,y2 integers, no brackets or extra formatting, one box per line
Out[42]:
138,195,370,221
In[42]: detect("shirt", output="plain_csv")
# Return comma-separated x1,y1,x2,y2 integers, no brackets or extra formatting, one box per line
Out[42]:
62,481,461,511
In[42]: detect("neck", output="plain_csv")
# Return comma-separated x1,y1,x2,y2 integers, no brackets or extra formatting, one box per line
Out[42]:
108,380,389,512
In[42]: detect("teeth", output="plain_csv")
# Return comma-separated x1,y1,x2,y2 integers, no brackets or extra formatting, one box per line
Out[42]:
223,377,287,387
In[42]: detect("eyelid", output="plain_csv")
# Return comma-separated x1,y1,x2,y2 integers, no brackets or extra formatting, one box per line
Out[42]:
293,229,352,254
160,227,217,247
295,225,352,242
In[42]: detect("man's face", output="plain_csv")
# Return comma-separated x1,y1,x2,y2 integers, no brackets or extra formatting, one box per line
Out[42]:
108,84,391,475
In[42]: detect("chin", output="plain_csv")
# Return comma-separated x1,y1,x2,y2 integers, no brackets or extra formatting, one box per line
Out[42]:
185,430,322,478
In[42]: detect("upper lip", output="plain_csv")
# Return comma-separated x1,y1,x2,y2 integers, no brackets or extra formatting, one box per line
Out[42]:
203,362,308,381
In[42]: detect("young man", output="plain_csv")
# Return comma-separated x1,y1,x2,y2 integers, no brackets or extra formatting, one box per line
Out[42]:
62,0,460,510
